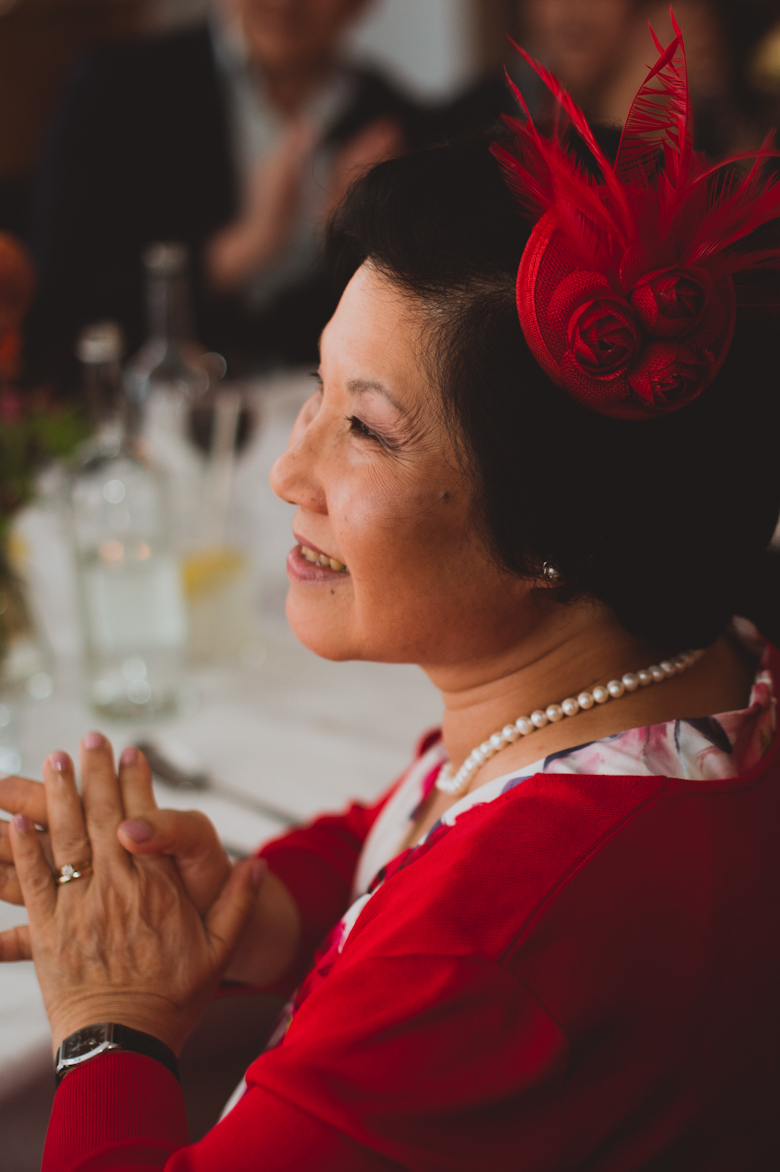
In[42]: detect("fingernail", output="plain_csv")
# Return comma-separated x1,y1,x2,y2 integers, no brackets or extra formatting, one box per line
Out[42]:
83,732,104,750
12,814,30,835
120,746,138,766
251,858,268,889
48,751,70,773
120,819,153,844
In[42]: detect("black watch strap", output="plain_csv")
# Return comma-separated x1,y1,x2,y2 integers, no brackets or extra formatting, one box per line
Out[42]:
55,1022,180,1087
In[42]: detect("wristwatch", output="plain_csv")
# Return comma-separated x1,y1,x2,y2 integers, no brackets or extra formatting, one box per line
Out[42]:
54,1023,180,1087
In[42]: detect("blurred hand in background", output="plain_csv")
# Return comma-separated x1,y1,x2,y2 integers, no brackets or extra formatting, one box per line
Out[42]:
206,117,316,294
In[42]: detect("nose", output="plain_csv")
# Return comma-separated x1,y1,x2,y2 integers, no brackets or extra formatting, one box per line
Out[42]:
269,420,327,515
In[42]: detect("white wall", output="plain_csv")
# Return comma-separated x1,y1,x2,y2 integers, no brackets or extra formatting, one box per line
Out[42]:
147,0,477,101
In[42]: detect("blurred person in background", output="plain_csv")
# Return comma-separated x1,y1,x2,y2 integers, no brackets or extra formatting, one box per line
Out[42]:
441,0,766,157
741,2,780,139
27,0,427,385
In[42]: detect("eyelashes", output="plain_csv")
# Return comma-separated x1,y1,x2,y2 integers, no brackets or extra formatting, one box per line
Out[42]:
345,415,379,441
346,414,401,452
312,372,398,451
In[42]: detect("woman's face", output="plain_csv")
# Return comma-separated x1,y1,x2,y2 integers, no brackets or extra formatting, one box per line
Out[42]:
270,263,535,671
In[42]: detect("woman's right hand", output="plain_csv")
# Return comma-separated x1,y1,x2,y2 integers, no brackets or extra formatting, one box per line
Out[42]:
113,747,233,914
112,750,302,986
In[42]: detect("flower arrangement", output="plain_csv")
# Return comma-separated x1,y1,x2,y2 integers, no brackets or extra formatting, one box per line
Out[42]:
0,232,87,543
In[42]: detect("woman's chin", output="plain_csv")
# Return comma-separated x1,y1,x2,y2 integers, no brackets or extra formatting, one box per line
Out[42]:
284,587,358,662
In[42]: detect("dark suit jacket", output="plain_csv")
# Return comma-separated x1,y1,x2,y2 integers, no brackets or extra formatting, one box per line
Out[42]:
28,24,428,383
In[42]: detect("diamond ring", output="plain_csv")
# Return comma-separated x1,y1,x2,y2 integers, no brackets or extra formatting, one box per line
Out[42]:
56,861,93,885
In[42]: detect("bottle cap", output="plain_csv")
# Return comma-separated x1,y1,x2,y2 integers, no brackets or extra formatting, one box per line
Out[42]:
143,242,188,276
76,321,124,365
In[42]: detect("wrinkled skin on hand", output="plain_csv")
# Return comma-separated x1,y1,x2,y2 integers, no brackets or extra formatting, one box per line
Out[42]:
1,737,260,1054
0,748,232,917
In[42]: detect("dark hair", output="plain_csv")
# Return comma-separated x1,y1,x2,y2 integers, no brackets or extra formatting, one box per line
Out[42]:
327,138,780,650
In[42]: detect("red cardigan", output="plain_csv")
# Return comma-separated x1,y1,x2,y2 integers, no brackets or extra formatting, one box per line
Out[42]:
42,666,780,1171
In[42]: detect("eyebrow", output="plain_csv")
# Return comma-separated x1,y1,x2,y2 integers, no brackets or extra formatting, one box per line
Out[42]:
346,378,404,412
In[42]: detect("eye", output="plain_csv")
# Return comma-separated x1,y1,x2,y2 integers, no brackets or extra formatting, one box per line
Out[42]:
346,415,379,441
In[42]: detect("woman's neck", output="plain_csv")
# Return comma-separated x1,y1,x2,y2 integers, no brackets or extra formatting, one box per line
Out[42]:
426,608,753,793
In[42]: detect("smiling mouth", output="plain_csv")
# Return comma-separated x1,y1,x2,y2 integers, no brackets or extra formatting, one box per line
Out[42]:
299,544,349,573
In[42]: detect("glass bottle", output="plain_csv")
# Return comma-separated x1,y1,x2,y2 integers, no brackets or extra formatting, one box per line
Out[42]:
124,242,218,550
68,322,189,719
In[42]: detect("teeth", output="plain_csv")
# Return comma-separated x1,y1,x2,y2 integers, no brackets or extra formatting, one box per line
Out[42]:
299,545,348,573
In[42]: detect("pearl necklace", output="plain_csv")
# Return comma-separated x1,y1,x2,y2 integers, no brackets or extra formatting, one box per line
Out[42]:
436,647,705,795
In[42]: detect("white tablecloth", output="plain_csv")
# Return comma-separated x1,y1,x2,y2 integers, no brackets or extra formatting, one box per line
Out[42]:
0,372,442,1097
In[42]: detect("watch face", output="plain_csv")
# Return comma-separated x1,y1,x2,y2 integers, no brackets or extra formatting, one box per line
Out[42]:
62,1024,112,1061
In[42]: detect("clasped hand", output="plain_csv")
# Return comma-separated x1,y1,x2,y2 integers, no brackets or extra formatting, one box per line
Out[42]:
0,735,262,1054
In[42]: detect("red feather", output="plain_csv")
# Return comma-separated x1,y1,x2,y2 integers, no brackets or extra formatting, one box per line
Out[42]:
615,29,692,191
504,39,634,240
497,21,780,282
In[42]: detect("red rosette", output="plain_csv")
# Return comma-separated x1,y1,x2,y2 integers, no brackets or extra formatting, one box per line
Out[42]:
629,267,709,339
564,295,640,378
627,341,713,410
516,213,737,419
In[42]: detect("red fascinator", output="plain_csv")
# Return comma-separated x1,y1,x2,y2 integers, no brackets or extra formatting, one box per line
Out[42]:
493,19,780,420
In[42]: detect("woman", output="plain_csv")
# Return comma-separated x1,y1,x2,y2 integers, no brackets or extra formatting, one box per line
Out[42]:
2,30,780,1170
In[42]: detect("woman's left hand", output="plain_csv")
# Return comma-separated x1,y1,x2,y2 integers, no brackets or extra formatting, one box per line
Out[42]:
0,748,233,916
7,733,261,1054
